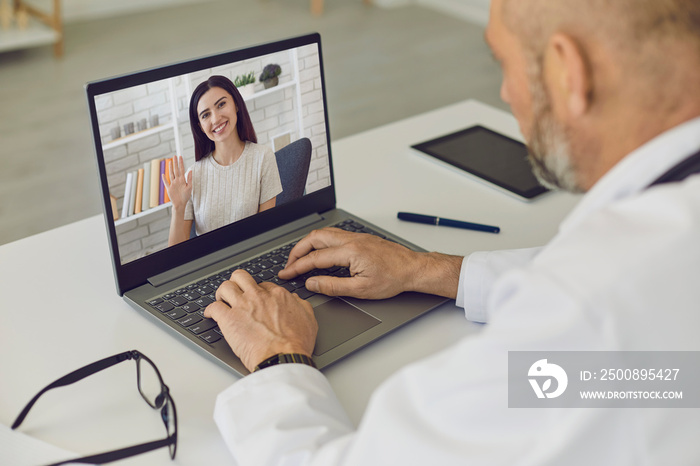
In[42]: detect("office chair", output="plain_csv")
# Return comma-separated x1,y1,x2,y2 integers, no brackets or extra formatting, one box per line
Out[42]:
274,137,312,206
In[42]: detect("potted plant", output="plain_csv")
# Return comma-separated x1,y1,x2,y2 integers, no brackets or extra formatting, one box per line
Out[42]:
234,72,256,98
259,64,282,89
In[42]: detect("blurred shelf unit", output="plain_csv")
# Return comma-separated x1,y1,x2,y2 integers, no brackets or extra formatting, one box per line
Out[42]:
0,0,64,57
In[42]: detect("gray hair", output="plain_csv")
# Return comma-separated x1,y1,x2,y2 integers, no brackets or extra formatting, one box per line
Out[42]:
501,0,700,109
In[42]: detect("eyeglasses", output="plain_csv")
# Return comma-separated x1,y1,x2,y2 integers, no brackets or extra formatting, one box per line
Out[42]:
12,350,177,465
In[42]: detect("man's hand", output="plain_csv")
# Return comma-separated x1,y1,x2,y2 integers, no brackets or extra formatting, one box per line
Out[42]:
204,270,318,372
279,228,463,300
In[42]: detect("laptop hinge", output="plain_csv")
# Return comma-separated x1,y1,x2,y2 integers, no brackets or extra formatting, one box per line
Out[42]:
147,213,324,288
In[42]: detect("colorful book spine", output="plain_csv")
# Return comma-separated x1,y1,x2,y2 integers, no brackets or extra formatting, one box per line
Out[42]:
128,170,138,217
159,160,166,205
134,168,144,214
164,157,172,203
121,172,133,219
149,158,161,208
141,161,151,213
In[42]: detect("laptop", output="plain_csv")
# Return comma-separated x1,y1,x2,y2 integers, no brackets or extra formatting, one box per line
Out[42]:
85,33,448,376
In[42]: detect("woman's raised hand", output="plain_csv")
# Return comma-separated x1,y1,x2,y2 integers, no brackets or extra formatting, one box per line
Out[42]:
163,156,193,210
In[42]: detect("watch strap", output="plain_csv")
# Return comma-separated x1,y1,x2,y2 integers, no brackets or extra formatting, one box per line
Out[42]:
253,353,317,372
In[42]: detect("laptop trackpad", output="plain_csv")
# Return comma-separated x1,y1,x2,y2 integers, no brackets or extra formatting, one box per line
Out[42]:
313,298,381,356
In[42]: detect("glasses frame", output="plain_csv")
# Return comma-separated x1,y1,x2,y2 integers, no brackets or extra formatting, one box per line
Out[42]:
12,350,178,465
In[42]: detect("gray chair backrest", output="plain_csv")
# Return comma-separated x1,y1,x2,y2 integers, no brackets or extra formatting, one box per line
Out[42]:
274,137,312,206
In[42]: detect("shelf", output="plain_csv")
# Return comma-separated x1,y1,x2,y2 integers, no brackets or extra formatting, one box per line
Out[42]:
115,201,171,227
102,122,175,151
0,0,64,57
0,18,57,53
242,80,297,102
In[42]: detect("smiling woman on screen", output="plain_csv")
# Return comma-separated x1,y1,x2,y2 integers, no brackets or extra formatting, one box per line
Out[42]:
163,75,282,247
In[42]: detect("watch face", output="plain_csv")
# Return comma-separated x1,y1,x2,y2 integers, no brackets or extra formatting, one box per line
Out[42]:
254,354,282,371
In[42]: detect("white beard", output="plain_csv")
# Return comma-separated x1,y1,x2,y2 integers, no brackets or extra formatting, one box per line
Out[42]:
526,70,585,194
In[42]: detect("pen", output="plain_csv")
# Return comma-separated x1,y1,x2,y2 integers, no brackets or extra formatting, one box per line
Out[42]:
397,212,500,234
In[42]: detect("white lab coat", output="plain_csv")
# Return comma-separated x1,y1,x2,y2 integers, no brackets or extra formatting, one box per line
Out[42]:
213,117,700,465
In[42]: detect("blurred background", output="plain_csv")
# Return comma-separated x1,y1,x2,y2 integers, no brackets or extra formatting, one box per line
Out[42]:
0,0,504,246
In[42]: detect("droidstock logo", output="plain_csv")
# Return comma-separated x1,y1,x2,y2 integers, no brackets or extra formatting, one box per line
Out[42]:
528,359,568,399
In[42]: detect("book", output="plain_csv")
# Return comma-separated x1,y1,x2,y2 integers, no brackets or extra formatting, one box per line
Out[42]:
141,161,151,213
164,157,172,203
149,158,161,208
128,170,138,217
121,172,133,219
159,159,166,205
110,194,119,221
134,168,144,214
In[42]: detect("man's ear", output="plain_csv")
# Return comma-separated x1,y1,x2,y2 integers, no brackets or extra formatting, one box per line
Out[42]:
544,32,592,119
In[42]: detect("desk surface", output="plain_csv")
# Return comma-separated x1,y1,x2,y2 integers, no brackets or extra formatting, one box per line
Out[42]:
0,100,580,465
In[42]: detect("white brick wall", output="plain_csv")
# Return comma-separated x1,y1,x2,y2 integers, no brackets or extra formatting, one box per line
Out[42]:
95,44,331,263
115,207,172,263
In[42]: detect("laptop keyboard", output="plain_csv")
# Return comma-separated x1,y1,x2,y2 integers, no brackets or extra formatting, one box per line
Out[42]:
145,220,386,346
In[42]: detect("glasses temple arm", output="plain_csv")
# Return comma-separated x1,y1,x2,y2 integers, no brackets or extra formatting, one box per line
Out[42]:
46,433,177,466
11,351,134,429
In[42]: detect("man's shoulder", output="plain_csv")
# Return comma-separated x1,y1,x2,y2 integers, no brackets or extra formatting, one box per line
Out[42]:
561,178,696,243
535,177,700,289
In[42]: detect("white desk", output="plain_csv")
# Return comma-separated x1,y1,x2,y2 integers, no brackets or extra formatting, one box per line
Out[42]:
0,100,580,465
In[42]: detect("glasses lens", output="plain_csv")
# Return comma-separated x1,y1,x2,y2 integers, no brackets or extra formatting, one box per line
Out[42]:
137,357,164,408
163,397,177,459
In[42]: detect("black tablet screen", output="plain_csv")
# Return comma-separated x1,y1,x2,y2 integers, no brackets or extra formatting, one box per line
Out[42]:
411,125,548,199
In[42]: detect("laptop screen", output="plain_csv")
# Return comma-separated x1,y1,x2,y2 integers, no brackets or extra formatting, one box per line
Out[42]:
87,34,336,294
88,36,331,267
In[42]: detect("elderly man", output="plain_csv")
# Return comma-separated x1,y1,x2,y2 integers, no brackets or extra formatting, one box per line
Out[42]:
204,0,700,464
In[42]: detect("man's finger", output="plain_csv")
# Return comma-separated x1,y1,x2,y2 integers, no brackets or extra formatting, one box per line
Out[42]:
286,228,347,268
216,279,242,305
228,269,260,293
305,275,357,297
204,300,231,320
258,281,281,292
279,246,351,279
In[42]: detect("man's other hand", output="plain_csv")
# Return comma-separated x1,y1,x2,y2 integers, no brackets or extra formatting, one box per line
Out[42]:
279,228,462,300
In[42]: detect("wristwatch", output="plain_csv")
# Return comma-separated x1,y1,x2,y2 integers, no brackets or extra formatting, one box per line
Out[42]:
254,353,317,372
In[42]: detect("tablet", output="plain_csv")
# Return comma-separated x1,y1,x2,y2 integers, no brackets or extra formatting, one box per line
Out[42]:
411,125,549,201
